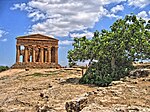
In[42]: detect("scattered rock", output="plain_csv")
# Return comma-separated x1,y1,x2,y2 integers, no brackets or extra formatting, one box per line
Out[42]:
129,69,149,78
93,91,98,95
40,93,44,98
35,105,56,112
48,84,52,88
123,76,131,82
110,81,124,86
65,78,79,84
25,68,29,71
86,92,94,96
0,108,7,112
142,78,150,82
65,96,88,112
131,81,138,84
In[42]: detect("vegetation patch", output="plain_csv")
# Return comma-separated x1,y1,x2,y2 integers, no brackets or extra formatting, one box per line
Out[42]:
30,71,59,77
0,66,9,72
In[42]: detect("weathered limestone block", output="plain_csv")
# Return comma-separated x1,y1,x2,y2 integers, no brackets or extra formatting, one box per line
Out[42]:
35,105,56,112
65,96,88,112
129,69,149,78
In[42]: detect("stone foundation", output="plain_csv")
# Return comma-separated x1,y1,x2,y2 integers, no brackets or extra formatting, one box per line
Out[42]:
11,62,61,69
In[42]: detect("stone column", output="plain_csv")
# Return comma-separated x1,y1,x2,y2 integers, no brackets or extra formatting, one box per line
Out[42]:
47,46,51,63
55,46,58,64
28,47,30,62
40,47,44,63
24,45,28,63
16,44,20,63
44,48,48,63
23,50,25,62
32,45,36,63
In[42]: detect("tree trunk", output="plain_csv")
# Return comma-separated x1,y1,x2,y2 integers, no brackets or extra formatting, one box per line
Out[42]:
111,56,116,71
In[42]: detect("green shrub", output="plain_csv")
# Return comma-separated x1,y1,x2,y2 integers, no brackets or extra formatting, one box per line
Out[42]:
0,66,9,72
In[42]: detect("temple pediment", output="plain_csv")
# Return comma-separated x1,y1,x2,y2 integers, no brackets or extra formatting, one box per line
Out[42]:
17,34,58,41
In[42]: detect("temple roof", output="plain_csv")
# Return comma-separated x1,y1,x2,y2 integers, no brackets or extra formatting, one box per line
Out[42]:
16,34,58,41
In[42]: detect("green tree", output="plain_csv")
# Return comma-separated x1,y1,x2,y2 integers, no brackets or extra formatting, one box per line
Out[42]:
68,14,150,86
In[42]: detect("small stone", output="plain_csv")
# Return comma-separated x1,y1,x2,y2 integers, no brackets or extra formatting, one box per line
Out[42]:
87,92,93,96
142,78,150,82
40,93,44,98
128,106,139,111
48,84,52,88
110,81,124,86
65,97,88,112
36,105,55,112
93,91,98,94
25,68,29,71
45,95,49,99
131,81,138,84
120,78,125,81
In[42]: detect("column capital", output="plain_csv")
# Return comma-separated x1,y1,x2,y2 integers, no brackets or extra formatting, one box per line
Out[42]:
32,45,36,47
32,45,36,50
40,47,44,50
48,46,52,48
47,46,51,50
43,46,48,49
24,45,28,47
16,44,20,47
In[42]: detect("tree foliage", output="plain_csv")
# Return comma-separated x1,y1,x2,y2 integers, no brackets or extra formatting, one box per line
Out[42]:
67,14,150,86
0,66,9,72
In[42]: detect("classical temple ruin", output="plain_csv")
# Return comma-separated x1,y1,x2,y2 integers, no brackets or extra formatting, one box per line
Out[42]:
12,34,60,68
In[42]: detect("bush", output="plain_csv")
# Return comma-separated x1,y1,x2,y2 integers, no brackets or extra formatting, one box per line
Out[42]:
0,66,9,72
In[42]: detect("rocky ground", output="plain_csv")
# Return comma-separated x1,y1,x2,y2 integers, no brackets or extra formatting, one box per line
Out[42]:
0,67,149,112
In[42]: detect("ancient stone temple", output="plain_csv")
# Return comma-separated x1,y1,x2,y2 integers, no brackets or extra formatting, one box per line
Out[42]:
12,34,60,68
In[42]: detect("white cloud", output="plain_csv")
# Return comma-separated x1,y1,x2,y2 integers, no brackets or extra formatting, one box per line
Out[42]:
1,38,7,42
11,0,126,37
111,5,124,13
70,31,93,39
10,3,27,10
11,3,46,22
148,11,150,15
28,11,46,22
137,11,150,22
77,60,90,66
0,29,8,42
137,11,148,18
0,29,8,38
0,30,5,38
128,0,150,8
59,40,74,45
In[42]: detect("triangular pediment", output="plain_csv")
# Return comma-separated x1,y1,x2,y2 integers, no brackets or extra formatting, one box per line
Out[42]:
17,34,58,41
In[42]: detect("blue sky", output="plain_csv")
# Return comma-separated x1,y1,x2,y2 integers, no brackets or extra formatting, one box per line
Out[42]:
0,0,150,67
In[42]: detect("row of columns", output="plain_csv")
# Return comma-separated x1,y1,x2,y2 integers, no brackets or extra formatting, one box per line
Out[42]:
16,44,58,64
